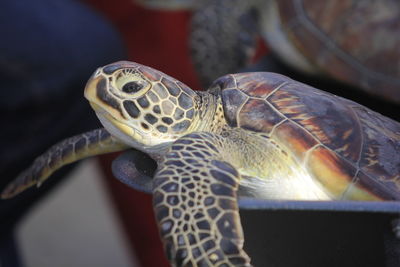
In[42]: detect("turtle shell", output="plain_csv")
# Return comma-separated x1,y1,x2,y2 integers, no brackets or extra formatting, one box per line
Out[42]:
272,0,400,103
214,72,400,201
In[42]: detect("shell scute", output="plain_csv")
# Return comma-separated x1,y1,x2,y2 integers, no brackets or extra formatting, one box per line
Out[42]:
353,105,400,187
233,72,287,98
307,146,357,199
268,82,363,163
239,98,285,133
211,74,237,90
273,120,318,162
347,171,400,201
221,88,248,128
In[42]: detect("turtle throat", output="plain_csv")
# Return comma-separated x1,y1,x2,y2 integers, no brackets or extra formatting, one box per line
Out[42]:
94,107,171,158
191,91,226,134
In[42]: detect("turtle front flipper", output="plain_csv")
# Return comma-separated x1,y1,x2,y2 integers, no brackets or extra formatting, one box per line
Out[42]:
1,128,128,199
153,132,252,266
112,149,156,194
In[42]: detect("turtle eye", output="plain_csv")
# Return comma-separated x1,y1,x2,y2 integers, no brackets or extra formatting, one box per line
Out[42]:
114,69,151,96
122,81,144,94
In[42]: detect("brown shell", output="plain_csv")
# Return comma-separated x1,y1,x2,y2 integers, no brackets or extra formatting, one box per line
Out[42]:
214,72,400,200
276,0,400,103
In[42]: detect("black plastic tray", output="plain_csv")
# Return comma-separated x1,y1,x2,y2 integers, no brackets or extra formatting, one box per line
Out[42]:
112,150,400,267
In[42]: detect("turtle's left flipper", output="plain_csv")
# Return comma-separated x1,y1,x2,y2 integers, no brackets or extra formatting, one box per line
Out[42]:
1,128,128,199
153,132,252,267
112,149,156,194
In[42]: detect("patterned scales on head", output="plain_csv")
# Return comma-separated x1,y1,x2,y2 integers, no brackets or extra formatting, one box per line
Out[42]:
2,61,399,266
90,62,202,148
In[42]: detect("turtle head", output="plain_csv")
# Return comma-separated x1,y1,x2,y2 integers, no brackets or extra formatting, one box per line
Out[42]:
84,61,201,151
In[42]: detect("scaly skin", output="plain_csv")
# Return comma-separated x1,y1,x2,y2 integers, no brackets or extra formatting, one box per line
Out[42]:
1,128,127,199
154,132,251,266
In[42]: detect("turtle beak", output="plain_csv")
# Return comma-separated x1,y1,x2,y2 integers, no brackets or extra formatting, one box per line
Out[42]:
84,71,102,102
84,70,125,121
84,70,138,141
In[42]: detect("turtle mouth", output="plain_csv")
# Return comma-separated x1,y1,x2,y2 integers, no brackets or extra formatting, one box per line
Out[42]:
93,104,134,135
90,102,147,146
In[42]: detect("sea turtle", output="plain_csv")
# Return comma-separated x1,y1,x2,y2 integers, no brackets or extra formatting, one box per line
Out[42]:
2,61,400,266
189,0,400,103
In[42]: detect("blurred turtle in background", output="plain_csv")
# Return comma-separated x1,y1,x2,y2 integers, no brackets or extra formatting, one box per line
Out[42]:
137,0,400,105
